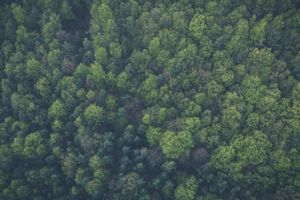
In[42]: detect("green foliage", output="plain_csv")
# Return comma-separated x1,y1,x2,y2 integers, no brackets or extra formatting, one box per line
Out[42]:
84,104,105,125
85,155,108,197
175,176,198,200
23,132,47,158
222,106,241,131
212,131,272,183
149,37,160,57
146,126,161,145
184,117,201,134
62,151,77,178
60,1,74,20
11,4,25,24
251,16,269,46
160,131,194,159
116,71,129,91
242,75,266,105
47,49,62,67
120,172,144,198
42,14,61,43
35,77,50,98
26,58,41,79
95,47,108,65
109,42,122,59
189,14,206,41
139,74,159,104
1,0,300,199
48,100,66,120
87,63,106,88
85,178,104,198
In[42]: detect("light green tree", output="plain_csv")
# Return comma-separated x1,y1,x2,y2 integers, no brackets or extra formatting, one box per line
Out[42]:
160,131,193,159
175,176,198,200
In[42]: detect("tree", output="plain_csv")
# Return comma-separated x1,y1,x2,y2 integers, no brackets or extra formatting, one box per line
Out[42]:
160,131,194,159
85,155,108,198
47,49,62,67
11,93,35,115
42,14,61,43
146,146,164,170
120,172,144,198
241,75,266,105
138,74,159,105
109,42,122,59
84,104,105,125
35,77,50,98
146,126,162,145
149,37,160,57
246,48,274,81
189,14,206,41
85,179,105,198
221,106,241,133
3,179,30,199
250,16,269,47
291,52,300,80
11,3,25,24
23,131,47,158
87,63,106,89
62,151,77,178
48,100,66,120
95,47,108,65
26,57,41,79
226,19,249,63
212,131,273,187
183,117,201,135
0,0,300,199
60,0,74,20
116,71,129,91
175,176,198,200
266,15,284,51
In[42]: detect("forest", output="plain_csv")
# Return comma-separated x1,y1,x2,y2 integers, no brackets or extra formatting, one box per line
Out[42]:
0,0,300,199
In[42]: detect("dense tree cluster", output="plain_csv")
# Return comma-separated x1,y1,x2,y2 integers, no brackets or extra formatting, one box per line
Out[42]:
1,0,300,199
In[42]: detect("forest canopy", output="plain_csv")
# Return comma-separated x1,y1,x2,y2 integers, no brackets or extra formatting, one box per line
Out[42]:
1,0,300,199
